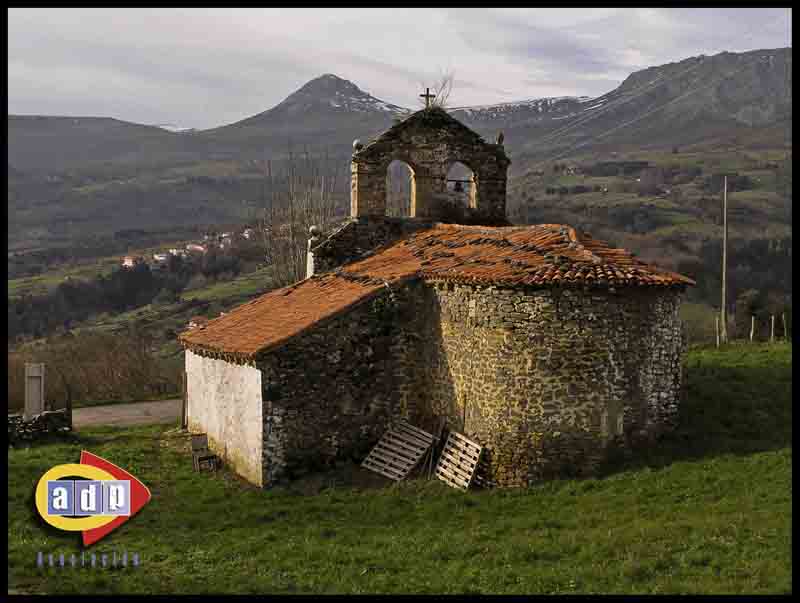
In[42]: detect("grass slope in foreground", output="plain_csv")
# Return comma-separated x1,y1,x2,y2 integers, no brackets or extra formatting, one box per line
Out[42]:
7,343,791,594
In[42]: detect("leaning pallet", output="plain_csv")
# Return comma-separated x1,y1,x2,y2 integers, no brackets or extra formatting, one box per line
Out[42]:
361,421,435,481
434,430,483,491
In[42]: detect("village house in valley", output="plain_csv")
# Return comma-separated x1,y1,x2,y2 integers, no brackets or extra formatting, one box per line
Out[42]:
179,106,694,488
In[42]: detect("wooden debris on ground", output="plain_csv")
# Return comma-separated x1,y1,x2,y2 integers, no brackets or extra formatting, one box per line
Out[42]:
361,420,434,481
434,430,483,491
191,433,219,472
421,417,447,480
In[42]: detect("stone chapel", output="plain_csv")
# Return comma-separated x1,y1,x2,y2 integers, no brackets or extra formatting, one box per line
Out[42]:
179,105,694,488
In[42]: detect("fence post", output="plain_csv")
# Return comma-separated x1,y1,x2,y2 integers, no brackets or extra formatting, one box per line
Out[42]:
715,316,720,348
770,315,776,343
750,315,755,343
65,382,73,431
783,312,788,341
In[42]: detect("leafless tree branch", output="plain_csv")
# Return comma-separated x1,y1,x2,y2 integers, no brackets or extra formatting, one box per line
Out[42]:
418,69,455,110
259,147,344,288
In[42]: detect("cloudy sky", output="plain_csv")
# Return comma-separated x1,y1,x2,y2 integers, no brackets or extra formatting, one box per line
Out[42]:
8,7,791,130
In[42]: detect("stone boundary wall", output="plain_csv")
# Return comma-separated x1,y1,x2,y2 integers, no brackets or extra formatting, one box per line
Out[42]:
8,409,71,446
420,282,685,487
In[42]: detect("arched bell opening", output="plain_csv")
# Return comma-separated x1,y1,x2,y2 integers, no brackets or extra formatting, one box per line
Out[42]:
446,161,476,209
386,159,417,217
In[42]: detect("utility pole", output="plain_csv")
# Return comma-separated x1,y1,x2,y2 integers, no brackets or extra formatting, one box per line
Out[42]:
720,175,729,345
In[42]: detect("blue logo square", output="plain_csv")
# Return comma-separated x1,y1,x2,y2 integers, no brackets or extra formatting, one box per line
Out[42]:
74,480,104,515
46,480,74,516
102,481,131,516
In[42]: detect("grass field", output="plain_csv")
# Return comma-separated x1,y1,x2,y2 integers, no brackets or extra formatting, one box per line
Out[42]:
7,343,791,594
7,260,120,300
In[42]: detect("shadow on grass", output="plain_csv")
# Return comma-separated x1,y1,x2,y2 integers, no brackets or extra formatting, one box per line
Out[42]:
8,425,167,455
601,345,792,476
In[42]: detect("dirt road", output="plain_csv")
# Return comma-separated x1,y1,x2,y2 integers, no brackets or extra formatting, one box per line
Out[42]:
72,399,182,428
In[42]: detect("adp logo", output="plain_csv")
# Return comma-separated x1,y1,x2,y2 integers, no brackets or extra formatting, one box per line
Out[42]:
35,451,151,546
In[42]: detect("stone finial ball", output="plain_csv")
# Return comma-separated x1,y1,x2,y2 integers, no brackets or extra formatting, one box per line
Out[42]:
353,139,363,151
309,225,321,236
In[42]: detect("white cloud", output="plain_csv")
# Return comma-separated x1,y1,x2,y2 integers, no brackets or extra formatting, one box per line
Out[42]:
7,7,791,129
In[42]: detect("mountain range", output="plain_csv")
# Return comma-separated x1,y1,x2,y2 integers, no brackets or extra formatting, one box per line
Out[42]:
9,48,792,171
7,46,792,251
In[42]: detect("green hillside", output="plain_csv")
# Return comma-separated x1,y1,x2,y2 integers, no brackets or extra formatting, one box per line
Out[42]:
7,343,791,594
508,141,792,315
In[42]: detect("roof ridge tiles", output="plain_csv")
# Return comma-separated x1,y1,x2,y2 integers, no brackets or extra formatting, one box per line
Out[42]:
180,223,694,359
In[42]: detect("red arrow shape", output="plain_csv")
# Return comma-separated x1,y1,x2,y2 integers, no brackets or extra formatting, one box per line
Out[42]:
80,451,152,547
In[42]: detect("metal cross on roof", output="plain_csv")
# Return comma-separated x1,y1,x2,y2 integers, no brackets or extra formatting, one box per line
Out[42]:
420,87,435,108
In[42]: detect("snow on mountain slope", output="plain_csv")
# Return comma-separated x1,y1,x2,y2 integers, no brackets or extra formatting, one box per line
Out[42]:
450,95,598,126
267,73,409,117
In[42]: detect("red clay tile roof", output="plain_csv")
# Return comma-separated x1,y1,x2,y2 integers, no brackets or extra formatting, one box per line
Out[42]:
179,223,694,359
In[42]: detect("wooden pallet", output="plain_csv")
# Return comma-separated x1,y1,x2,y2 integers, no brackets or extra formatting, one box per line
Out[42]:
434,431,483,491
361,421,434,481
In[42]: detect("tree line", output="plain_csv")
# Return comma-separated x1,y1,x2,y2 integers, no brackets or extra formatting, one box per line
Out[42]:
8,248,248,341
8,328,182,412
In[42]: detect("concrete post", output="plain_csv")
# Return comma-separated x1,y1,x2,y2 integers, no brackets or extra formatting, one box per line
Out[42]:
24,362,45,420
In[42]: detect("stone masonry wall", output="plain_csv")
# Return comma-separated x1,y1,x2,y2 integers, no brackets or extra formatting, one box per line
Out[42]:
310,216,438,275
351,108,509,222
258,281,429,486
418,283,685,487
255,276,684,488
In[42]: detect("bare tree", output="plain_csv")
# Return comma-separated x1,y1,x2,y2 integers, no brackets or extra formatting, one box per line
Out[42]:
259,146,344,288
418,69,455,110
7,329,179,412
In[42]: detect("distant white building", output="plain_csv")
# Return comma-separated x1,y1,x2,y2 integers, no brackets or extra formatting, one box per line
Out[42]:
121,255,142,268
188,316,209,329
186,243,207,254
153,253,169,263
